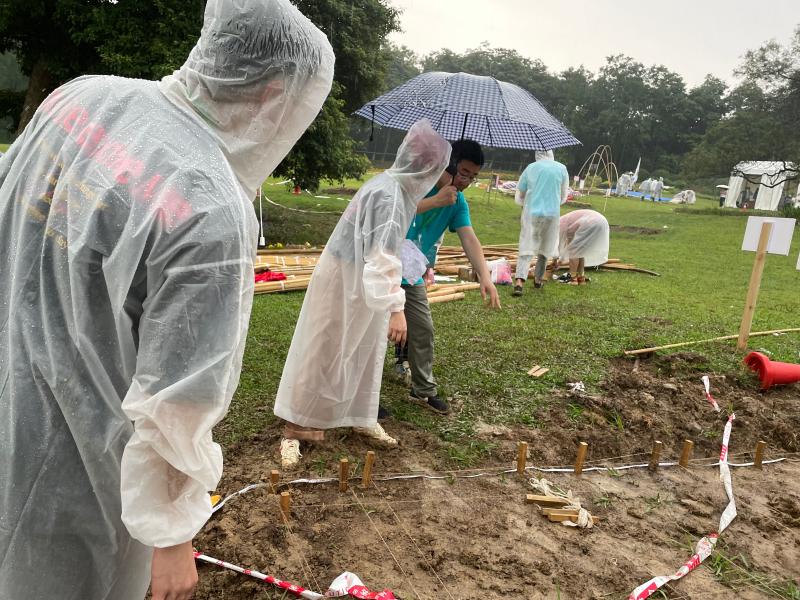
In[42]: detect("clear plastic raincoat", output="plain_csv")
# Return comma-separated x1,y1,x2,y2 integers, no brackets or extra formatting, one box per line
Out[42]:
516,150,569,257
274,120,450,429
0,1,333,599
558,209,610,267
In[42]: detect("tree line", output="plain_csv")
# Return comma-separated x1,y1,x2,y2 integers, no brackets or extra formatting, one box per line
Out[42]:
1,2,798,192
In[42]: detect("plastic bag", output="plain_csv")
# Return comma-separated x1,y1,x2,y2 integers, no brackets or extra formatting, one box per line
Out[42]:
487,258,513,285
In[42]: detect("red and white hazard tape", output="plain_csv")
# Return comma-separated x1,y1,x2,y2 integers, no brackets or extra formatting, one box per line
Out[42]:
628,411,737,599
194,551,395,599
701,375,721,412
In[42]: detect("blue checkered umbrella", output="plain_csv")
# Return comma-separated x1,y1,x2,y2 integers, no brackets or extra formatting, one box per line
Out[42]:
354,71,580,150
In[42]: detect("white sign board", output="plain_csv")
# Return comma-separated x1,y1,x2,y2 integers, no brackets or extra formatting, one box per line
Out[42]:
741,217,796,255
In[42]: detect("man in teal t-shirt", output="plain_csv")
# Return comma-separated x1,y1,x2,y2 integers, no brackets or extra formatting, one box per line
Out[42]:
392,139,501,415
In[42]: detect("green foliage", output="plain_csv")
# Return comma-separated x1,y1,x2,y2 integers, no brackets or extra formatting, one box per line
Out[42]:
274,83,370,191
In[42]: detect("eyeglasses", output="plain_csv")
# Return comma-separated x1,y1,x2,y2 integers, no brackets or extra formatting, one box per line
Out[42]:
454,168,478,182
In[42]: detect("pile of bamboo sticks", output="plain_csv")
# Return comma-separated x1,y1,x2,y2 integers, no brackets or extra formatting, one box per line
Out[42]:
252,242,658,297
434,244,659,278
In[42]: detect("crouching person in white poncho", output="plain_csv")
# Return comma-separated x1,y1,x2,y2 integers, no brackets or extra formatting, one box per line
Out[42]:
557,209,610,285
274,120,451,468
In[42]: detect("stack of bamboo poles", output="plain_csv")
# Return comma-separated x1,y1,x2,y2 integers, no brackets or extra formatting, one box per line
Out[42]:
433,244,659,278
252,242,658,296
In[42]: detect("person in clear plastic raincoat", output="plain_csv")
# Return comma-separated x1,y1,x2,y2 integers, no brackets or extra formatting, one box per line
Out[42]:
556,209,609,285
652,176,665,201
0,1,334,599
616,172,632,197
512,150,569,296
274,120,451,468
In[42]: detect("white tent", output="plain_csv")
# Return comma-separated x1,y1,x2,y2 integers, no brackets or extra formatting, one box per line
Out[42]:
724,161,796,210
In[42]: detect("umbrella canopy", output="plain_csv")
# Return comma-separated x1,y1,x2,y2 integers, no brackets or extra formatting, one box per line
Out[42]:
354,71,580,151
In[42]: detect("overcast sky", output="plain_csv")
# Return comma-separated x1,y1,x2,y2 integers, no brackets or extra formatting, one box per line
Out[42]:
388,0,799,88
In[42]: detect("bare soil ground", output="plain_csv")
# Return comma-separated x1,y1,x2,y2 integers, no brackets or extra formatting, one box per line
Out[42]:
194,358,800,599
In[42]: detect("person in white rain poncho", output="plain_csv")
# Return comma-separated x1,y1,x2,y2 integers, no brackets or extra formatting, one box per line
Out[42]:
274,120,451,468
652,176,665,201
0,1,333,599
556,209,609,285
513,150,569,296
616,172,632,197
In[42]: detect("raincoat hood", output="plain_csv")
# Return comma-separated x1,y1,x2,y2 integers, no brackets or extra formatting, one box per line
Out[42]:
385,119,452,201
535,150,554,161
159,0,335,197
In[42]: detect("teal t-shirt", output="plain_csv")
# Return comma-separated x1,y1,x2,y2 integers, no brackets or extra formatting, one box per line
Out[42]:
402,186,472,285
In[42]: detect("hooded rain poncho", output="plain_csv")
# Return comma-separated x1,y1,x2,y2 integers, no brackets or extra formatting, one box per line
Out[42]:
0,1,334,599
558,209,610,267
516,150,569,257
274,120,450,429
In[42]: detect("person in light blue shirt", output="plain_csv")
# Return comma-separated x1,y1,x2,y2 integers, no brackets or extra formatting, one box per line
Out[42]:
513,150,569,295
392,139,501,416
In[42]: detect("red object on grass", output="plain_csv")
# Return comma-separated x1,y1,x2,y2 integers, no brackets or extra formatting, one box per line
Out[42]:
744,351,800,390
255,271,287,283
292,185,301,195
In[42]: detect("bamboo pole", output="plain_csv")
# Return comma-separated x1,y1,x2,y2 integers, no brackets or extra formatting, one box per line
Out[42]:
679,441,694,468
574,442,588,475
737,221,773,350
754,441,767,469
339,458,349,493
649,441,663,472
516,442,528,474
427,292,465,305
624,328,800,356
362,451,376,488
280,491,291,522
270,470,280,494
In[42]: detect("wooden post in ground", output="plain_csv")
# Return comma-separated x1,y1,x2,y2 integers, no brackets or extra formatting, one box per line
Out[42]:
649,441,663,472
679,440,694,468
517,442,528,475
754,440,767,469
280,491,291,522
574,442,589,476
737,221,773,351
362,451,376,487
270,470,280,494
339,458,350,492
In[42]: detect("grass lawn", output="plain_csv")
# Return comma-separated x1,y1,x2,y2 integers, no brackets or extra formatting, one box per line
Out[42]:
221,176,800,466
0,143,9,153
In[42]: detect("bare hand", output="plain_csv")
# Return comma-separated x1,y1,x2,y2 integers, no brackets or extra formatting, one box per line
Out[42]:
424,268,436,287
435,185,457,208
387,311,407,345
481,281,501,309
150,541,198,600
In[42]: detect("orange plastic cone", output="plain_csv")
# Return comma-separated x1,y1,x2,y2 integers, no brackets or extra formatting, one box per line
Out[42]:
744,352,800,390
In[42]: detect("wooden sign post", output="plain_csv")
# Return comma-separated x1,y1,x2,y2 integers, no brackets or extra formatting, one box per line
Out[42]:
737,221,773,351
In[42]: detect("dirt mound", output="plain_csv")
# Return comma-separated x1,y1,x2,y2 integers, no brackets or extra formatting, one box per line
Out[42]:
193,359,800,599
611,225,664,235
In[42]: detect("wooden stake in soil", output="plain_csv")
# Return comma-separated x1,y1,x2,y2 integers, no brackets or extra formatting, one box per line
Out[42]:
574,442,589,475
270,469,280,494
649,441,663,472
339,458,350,492
679,440,694,468
279,491,291,522
737,221,773,351
754,440,767,469
516,442,528,474
362,451,376,487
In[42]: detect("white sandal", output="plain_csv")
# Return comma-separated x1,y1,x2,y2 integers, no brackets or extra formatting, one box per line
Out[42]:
280,438,302,468
354,423,398,446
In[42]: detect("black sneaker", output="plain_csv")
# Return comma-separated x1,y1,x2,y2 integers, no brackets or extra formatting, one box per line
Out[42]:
409,393,450,415
378,405,392,420
512,285,523,297
557,273,573,284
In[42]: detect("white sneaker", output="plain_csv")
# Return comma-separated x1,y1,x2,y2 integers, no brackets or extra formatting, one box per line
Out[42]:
354,423,398,446
280,438,302,468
